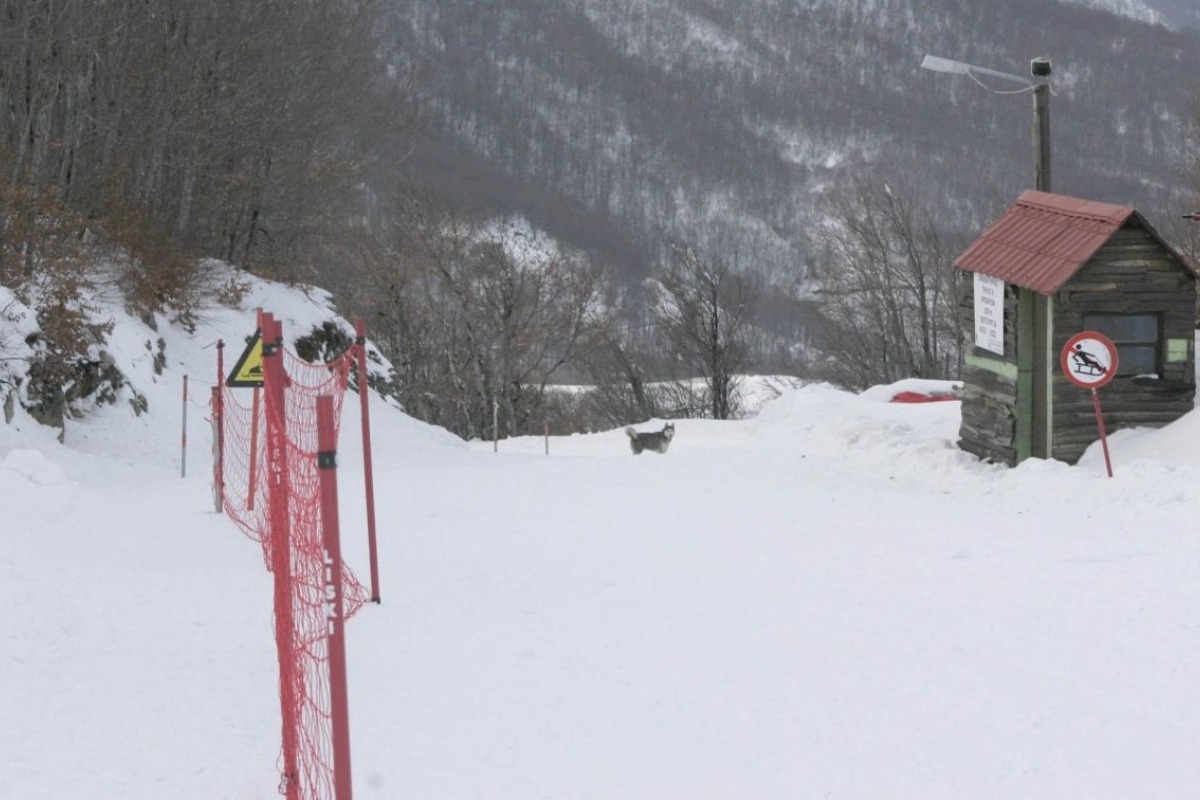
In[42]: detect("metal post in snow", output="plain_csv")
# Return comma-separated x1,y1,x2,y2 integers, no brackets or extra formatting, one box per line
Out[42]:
921,53,1055,463
1034,82,1051,192
217,339,225,386
316,394,354,800
248,387,261,511
263,313,301,800
353,319,381,604
1091,388,1114,479
211,386,223,512
181,375,188,478
1061,331,1117,478
493,399,499,453
215,340,225,513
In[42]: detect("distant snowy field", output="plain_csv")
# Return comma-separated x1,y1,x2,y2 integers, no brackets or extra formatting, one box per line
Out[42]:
4,273,1200,799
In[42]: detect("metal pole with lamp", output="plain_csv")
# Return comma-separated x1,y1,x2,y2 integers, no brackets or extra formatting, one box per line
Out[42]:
1031,57,1053,192
920,54,1056,460
919,54,1053,191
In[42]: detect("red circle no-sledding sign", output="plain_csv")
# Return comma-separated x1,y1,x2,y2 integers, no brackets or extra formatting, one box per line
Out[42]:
1061,331,1118,389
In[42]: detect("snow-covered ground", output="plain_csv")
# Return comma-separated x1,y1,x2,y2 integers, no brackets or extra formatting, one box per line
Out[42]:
4,276,1200,799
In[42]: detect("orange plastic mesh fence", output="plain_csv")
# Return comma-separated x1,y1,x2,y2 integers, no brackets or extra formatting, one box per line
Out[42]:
219,386,271,565
215,337,368,799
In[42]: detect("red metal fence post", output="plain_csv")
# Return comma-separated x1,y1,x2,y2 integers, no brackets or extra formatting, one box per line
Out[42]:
317,394,354,800
263,314,301,800
247,386,261,511
211,385,223,513
1091,388,1115,478
354,319,381,604
215,341,225,513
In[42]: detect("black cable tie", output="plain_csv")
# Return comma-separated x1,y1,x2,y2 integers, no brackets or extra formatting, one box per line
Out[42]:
317,450,337,469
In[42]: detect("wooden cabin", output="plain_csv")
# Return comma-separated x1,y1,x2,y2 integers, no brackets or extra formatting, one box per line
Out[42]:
955,190,1198,466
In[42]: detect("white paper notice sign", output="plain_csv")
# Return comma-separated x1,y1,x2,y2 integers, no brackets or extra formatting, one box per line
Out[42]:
973,273,1005,356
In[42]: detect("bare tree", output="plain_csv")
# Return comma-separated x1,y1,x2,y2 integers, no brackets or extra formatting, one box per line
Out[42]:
344,191,608,440
651,243,752,420
454,237,602,436
812,181,962,390
0,0,408,284
572,280,658,428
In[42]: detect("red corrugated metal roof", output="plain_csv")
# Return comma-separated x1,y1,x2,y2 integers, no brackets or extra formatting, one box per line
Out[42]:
955,190,1140,294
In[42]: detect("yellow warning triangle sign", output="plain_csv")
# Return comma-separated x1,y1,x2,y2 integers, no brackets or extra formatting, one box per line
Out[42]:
226,331,265,387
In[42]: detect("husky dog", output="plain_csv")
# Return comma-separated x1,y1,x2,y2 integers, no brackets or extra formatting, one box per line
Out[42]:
626,422,675,455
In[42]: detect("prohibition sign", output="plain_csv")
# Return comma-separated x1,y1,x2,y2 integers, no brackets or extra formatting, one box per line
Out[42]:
1061,331,1118,389
1060,330,1118,477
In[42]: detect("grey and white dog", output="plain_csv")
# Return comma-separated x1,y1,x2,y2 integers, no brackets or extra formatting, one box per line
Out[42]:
625,422,675,455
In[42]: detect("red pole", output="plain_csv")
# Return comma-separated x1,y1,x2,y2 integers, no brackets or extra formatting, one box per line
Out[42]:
263,314,301,800
1091,388,1115,478
247,387,261,511
250,309,265,511
317,394,354,800
354,319,381,604
215,341,225,513
211,386,222,512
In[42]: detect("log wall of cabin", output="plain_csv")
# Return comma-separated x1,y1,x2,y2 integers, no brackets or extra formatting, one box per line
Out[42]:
957,272,1023,465
1051,224,1197,464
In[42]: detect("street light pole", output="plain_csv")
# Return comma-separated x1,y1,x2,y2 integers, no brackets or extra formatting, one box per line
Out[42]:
1034,82,1051,191
921,53,1056,462
920,54,1053,192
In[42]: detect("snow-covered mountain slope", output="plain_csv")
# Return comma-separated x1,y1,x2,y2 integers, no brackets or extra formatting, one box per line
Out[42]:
1064,0,1164,25
390,0,1200,284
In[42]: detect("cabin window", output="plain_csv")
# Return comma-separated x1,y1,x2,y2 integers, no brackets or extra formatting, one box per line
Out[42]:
1082,313,1159,376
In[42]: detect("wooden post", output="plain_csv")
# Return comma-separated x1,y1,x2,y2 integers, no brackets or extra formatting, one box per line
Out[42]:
1033,83,1051,193
181,375,188,478
1031,293,1053,459
1015,289,1034,462
1030,85,1053,461
353,319,380,604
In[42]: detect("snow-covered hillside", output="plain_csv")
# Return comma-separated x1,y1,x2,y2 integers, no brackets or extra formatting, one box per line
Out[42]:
4,275,1200,798
1063,0,1163,25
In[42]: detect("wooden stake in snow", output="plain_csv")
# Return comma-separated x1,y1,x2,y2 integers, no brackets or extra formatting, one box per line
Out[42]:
181,375,188,478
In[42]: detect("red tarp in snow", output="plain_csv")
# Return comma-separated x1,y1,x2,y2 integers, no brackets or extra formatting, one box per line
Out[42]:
890,391,958,404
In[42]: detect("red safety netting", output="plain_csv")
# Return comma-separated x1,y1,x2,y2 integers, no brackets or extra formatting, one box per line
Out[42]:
214,328,368,800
